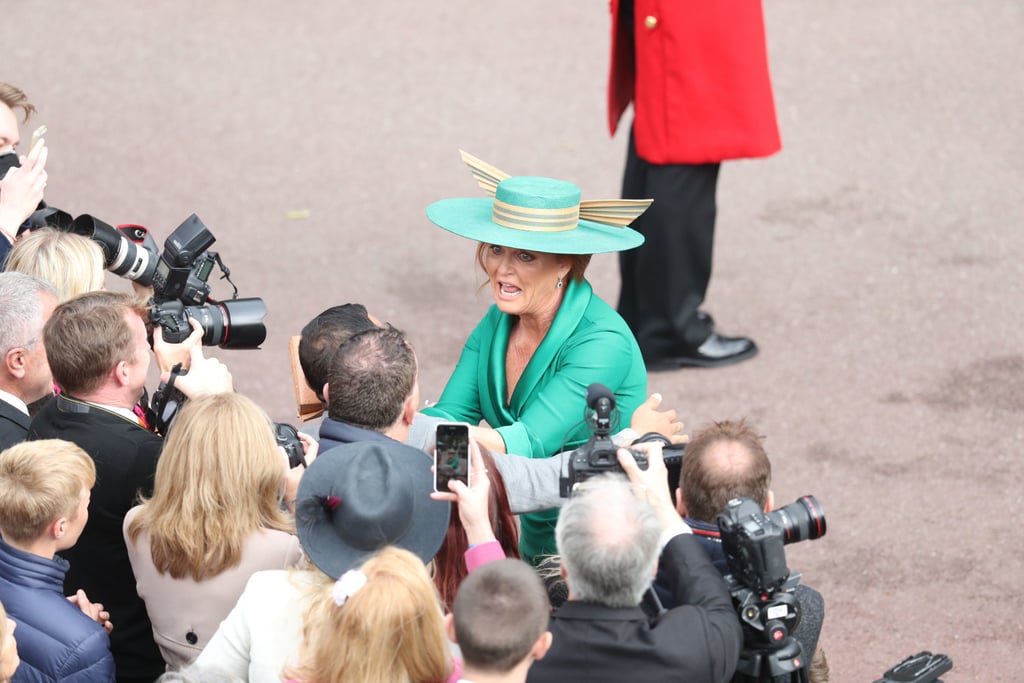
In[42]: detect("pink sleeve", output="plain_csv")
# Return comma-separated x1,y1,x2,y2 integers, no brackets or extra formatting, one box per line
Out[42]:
464,539,505,573
446,656,463,683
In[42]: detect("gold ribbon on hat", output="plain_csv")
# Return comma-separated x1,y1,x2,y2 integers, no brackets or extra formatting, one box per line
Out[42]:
460,150,652,230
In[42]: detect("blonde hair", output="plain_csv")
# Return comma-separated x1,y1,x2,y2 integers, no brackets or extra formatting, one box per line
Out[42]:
4,228,105,302
287,547,450,683
125,393,293,580
0,440,95,543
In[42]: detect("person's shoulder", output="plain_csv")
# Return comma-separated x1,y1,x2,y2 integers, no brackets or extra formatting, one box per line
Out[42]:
6,590,109,665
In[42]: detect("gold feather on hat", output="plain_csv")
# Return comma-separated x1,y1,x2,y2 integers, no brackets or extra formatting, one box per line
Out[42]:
459,150,652,229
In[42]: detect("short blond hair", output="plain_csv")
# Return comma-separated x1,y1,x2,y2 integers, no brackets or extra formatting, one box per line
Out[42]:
4,228,105,302
0,440,95,543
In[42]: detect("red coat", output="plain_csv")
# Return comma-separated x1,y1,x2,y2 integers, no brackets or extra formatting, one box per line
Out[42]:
608,0,782,164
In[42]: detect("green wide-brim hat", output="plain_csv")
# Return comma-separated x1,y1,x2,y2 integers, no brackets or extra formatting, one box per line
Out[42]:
426,151,651,255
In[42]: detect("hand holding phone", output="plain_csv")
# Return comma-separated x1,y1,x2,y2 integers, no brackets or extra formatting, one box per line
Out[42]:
434,422,470,492
430,435,495,545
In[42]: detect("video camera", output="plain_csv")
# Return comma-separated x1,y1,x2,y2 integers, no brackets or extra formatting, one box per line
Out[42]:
559,383,684,497
717,495,826,683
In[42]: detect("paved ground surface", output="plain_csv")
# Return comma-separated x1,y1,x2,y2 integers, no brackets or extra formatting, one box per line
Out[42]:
7,2,1022,680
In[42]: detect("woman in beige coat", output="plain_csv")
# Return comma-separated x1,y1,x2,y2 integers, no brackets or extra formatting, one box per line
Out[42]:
124,393,303,669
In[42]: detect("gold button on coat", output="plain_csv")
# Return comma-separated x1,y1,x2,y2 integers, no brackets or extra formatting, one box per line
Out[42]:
644,15,658,29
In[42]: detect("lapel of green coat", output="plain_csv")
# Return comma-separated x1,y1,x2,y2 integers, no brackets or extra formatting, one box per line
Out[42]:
503,279,591,415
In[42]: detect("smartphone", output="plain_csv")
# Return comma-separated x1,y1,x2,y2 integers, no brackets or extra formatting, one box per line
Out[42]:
434,422,470,492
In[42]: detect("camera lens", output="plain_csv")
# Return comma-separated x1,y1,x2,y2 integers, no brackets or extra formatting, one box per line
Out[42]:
69,215,157,285
185,298,267,349
770,494,826,544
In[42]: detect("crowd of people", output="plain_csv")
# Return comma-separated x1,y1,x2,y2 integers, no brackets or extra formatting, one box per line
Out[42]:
0,41,828,683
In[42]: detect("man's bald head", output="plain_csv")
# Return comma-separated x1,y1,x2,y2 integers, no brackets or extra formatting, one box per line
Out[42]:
679,419,771,522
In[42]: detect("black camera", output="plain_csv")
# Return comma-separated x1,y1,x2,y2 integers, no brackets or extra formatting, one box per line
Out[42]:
274,422,306,469
559,383,683,497
147,214,267,349
718,495,826,595
717,496,826,682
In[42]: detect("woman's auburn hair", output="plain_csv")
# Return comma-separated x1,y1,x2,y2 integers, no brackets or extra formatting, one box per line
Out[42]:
287,547,450,683
475,242,592,283
125,393,293,581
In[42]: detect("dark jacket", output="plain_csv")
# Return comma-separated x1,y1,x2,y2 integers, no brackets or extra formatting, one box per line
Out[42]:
661,518,826,660
28,395,165,681
526,533,742,683
0,539,115,683
317,416,395,453
0,397,30,451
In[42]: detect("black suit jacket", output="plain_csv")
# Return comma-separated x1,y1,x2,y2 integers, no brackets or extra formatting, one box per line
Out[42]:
526,533,742,683
28,395,165,680
0,397,30,451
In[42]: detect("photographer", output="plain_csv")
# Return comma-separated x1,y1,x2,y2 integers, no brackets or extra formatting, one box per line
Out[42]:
525,442,742,683
0,81,47,265
27,291,231,683
673,419,828,682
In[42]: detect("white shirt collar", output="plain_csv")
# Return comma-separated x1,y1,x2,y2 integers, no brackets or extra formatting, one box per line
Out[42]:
0,389,29,416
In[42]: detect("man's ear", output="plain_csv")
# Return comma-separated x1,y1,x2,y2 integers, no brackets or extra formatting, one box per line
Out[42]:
322,383,330,406
4,348,26,379
401,393,417,426
49,515,68,541
531,630,553,661
114,360,130,387
675,487,688,517
764,490,775,513
443,613,458,644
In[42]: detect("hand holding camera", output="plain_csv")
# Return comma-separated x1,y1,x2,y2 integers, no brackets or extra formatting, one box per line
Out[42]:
616,442,687,534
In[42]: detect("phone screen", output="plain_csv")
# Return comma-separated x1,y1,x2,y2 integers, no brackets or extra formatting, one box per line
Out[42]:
434,423,470,492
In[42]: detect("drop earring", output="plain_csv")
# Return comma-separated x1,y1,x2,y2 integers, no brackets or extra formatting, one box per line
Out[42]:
556,275,564,289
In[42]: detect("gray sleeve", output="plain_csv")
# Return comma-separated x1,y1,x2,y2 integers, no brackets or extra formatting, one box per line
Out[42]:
489,450,569,515
406,413,446,451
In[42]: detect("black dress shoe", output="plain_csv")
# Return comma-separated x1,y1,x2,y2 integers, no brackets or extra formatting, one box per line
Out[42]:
645,333,758,371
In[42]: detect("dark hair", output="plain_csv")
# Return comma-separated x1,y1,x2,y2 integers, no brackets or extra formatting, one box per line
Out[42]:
326,327,416,431
452,559,549,673
475,243,591,283
298,304,376,401
433,447,520,612
681,419,772,522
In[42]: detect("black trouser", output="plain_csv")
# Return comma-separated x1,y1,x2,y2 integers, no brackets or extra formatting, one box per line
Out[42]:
618,128,720,357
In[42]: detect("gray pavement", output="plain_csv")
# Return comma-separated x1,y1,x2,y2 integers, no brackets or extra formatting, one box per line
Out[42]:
6,2,1023,679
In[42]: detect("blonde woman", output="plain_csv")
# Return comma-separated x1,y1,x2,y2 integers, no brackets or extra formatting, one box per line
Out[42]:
286,547,451,683
3,227,104,301
124,393,303,669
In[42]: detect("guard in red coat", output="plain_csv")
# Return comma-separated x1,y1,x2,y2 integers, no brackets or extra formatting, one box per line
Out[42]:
609,0,781,369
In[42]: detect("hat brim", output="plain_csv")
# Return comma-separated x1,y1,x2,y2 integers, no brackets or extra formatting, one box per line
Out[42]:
427,198,644,255
295,445,451,578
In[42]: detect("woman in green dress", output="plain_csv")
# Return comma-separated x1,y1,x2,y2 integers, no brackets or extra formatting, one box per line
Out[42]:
422,153,651,563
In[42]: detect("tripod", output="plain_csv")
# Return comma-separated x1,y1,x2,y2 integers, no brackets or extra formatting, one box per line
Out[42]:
729,574,809,683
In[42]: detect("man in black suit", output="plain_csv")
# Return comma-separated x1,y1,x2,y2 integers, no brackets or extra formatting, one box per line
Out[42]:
28,291,232,683
526,444,742,683
0,272,56,450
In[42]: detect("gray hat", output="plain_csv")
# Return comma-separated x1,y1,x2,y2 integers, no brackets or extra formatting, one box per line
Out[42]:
295,440,451,578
